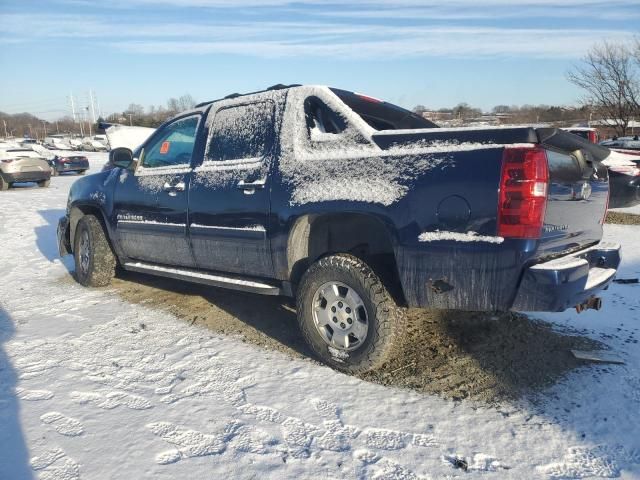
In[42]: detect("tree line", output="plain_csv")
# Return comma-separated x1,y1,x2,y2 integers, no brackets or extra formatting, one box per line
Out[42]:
0,94,198,139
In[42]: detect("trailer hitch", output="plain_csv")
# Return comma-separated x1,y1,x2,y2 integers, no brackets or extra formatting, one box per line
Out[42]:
575,296,602,313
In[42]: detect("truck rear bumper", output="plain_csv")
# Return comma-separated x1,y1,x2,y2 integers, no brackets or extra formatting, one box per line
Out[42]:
511,241,621,312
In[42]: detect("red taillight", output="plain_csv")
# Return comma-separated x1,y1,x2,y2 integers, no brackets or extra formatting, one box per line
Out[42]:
497,146,549,239
588,131,598,143
60,157,70,163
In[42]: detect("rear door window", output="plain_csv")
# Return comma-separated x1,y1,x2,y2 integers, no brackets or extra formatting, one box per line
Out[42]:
207,101,275,161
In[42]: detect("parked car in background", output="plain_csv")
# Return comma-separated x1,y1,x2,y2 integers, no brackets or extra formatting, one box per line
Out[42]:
603,149,640,208
600,136,640,151
44,135,73,151
58,84,620,373
0,148,51,190
563,127,599,143
101,123,156,151
81,138,108,152
49,155,90,176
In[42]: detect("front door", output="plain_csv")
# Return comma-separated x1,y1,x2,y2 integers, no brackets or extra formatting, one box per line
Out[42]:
113,114,202,267
188,100,276,277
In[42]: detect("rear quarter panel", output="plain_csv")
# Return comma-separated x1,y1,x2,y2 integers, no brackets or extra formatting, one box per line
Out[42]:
270,146,536,310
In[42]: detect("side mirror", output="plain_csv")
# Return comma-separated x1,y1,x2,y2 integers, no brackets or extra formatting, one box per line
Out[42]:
109,147,134,169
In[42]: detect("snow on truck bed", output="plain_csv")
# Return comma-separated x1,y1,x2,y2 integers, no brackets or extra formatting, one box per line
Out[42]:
0,152,639,479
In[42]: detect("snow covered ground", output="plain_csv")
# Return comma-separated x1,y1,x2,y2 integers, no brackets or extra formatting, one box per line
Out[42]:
0,152,639,479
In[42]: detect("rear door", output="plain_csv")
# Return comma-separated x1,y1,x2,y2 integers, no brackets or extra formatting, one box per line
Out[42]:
188,100,275,277
113,114,202,267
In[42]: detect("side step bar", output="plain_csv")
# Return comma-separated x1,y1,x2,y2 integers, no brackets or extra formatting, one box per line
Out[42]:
122,261,282,296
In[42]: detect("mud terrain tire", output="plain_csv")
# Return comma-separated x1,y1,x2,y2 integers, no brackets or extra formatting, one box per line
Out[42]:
0,174,9,191
297,254,405,374
74,215,116,287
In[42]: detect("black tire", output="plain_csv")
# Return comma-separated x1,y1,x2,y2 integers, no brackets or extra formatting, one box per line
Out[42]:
0,175,8,191
78,170,87,175
51,166,59,177
296,254,405,374
73,215,116,287
37,179,50,188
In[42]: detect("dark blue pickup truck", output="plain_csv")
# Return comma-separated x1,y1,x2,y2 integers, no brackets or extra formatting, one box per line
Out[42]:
57,84,621,372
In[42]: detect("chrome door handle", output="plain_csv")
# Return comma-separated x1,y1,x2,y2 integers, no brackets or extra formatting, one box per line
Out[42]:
163,181,186,197
237,179,266,195
237,179,266,190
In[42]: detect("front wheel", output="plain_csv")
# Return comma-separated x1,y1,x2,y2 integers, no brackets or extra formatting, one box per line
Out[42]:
73,215,116,287
37,179,50,188
296,254,405,374
0,175,9,191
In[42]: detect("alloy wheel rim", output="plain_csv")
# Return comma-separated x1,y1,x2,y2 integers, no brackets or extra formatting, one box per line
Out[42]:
311,281,368,352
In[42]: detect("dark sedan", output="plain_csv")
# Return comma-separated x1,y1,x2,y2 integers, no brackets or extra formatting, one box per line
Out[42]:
607,150,640,208
49,155,89,176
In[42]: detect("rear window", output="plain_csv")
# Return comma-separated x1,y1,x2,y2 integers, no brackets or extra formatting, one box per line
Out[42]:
207,101,275,161
330,88,438,130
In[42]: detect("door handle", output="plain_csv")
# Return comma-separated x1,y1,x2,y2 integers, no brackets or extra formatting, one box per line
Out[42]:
237,179,266,195
163,181,186,197
163,181,186,191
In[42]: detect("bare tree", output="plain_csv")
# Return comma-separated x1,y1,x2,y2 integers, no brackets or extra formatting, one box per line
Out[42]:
167,94,196,115
567,40,640,136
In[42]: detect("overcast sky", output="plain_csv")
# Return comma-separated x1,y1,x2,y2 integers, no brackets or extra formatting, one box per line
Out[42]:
0,0,638,120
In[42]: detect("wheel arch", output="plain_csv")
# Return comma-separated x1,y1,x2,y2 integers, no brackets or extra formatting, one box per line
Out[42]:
286,212,407,305
69,204,118,258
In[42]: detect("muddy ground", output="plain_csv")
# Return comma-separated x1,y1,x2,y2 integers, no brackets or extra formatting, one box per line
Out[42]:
109,271,602,404
606,211,640,225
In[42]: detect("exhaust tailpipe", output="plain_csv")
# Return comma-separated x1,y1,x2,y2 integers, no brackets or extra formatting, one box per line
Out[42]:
575,296,602,313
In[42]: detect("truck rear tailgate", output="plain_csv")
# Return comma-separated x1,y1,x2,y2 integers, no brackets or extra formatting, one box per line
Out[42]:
535,129,610,259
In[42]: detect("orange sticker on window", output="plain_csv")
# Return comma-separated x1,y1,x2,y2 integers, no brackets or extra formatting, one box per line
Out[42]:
160,141,170,154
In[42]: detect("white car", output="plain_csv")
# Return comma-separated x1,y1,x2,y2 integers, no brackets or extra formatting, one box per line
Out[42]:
0,148,51,190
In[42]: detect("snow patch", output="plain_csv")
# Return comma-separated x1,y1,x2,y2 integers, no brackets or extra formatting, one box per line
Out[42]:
418,230,504,244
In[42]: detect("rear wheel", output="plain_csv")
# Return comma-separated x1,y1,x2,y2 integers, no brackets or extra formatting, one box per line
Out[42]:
0,175,8,191
296,254,405,374
37,179,50,188
78,170,87,175
73,215,116,287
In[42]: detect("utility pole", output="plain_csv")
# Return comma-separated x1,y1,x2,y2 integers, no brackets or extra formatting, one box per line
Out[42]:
86,107,92,137
128,113,133,126
27,123,33,139
2,119,7,138
89,89,97,124
69,91,78,136
42,121,47,139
